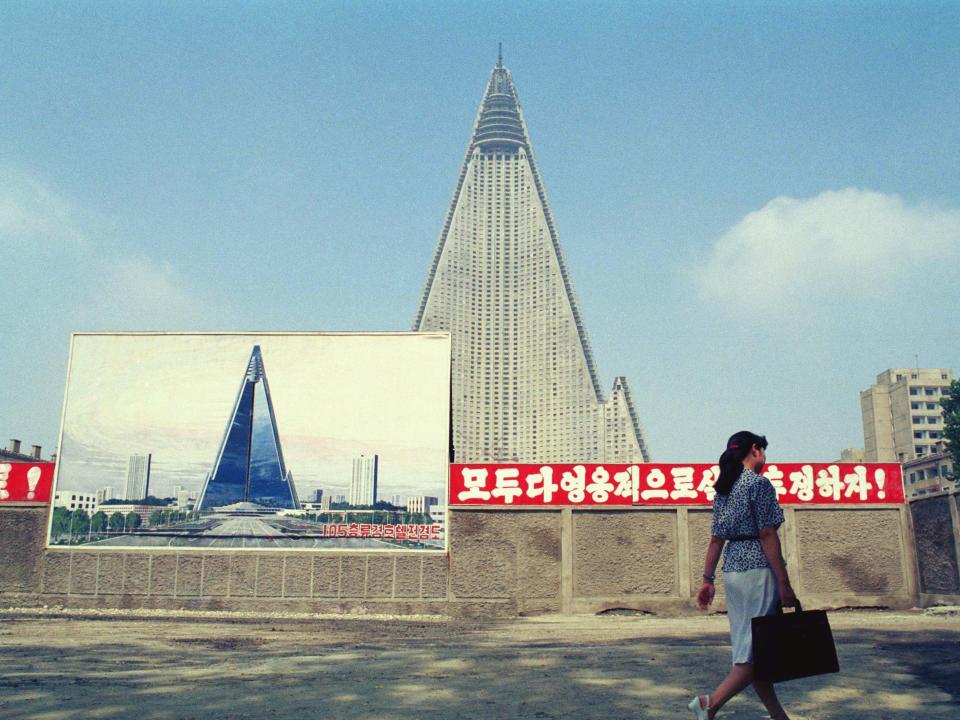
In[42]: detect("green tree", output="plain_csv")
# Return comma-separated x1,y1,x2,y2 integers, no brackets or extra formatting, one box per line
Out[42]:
50,507,71,537
940,379,960,477
108,511,125,532
125,512,141,530
90,511,108,533
70,509,90,538
149,509,164,526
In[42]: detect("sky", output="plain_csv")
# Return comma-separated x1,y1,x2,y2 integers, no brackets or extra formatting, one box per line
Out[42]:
56,333,450,500
1,2,958,463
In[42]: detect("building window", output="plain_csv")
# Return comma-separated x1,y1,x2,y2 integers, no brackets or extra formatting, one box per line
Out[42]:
926,387,937,395
915,431,924,439
913,416,924,424
915,446,925,455
910,388,919,395
927,403,937,410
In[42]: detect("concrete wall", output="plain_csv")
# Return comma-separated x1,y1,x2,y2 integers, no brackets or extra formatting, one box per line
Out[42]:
566,505,915,614
0,503,920,615
909,490,960,605
0,505,468,615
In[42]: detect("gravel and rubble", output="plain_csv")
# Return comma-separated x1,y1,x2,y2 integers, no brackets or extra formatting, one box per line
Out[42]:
1,607,957,719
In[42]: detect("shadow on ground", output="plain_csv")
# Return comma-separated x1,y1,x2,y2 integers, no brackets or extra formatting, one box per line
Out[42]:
0,617,957,719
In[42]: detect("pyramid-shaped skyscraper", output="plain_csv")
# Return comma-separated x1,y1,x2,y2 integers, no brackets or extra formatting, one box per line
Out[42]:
196,346,301,510
414,55,651,463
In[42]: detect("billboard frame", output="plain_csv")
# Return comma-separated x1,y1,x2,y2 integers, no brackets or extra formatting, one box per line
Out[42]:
46,330,452,554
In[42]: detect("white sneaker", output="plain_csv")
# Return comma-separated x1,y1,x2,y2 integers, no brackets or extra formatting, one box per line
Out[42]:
687,694,709,720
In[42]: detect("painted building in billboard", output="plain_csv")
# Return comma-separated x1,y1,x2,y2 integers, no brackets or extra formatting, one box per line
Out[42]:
196,346,301,510
413,53,651,464
407,495,439,514
348,454,378,507
53,491,97,511
124,454,151,500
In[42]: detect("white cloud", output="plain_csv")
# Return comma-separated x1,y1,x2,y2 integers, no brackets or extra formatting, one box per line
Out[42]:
698,188,960,311
81,257,194,328
0,166,91,249
0,165,197,328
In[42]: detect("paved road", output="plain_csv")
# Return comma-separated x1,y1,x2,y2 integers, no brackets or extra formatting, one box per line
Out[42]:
0,609,956,720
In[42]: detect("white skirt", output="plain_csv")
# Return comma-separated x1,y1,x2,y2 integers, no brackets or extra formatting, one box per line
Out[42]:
724,567,780,665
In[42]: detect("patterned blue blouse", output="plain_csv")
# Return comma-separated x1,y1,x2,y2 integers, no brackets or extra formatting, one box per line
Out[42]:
711,469,785,573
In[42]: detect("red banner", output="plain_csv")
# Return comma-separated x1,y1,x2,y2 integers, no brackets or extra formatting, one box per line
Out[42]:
0,461,55,504
450,463,904,506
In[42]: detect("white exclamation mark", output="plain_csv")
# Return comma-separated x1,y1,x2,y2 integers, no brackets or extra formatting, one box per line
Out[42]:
27,466,42,500
874,469,886,500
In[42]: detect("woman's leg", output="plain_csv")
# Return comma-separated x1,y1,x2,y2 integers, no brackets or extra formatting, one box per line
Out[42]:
753,680,789,720
704,663,754,719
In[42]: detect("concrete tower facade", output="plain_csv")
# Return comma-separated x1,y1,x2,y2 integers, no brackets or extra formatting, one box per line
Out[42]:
414,56,650,463
861,367,953,462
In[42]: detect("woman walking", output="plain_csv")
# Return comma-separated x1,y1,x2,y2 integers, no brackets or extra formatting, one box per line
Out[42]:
689,431,797,720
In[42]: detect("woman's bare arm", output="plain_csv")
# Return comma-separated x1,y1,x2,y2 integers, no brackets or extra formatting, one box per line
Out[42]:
759,526,797,605
696,536,726,609
703,536,725,579
758,527,788,583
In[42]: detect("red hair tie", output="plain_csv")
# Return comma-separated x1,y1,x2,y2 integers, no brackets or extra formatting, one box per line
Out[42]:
727,444,739,449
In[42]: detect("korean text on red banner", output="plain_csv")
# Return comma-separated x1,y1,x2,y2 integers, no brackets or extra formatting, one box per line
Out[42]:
450,463,904,506
0,462,55,504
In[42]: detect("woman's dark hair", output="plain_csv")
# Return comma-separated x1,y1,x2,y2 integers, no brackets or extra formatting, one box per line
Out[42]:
715,431,768,496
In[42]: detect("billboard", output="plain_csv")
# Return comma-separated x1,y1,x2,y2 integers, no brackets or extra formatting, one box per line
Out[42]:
48,332,450,551
450,463,904,506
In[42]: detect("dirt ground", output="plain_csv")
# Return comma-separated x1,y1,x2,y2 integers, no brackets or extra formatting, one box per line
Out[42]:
0,607,957,720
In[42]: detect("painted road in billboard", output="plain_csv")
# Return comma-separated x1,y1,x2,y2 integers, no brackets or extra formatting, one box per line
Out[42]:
83,533,403,549
74,514,443,550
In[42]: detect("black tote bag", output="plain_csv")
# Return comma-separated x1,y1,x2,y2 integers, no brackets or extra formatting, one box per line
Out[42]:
752,600,840,683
